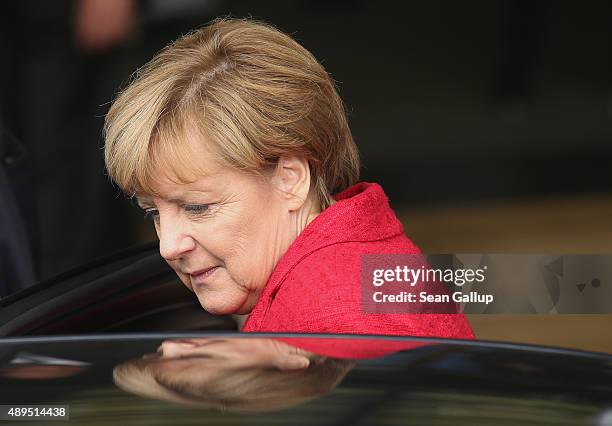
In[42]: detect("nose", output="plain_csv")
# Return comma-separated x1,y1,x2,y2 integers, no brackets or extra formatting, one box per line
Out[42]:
157,213,196,261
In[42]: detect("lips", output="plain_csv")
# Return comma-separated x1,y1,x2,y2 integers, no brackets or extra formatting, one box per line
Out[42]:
188,266,219,285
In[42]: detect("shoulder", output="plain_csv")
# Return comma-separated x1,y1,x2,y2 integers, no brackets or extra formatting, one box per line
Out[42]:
282,232,419,286
249,237,412,330
248,237,474,338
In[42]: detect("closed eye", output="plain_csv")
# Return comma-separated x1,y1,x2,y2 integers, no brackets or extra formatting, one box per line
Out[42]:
143,208,159,221
184,204,211,215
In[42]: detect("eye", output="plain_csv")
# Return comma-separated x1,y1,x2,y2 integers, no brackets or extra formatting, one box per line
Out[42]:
184,204,211,216
143,208,159,221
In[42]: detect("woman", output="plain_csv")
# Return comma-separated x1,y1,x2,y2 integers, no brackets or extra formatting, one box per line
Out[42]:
114,338,354,412
113,336,429,412
104,18,474,338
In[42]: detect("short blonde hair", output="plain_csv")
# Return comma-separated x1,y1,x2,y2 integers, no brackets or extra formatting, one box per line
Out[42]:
104,18,360,209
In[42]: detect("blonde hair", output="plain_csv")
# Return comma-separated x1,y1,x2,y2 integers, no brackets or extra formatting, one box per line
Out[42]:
113,355,354,412
104,18,360,209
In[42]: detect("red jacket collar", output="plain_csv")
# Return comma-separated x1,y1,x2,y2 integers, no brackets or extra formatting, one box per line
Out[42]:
290,181,405,252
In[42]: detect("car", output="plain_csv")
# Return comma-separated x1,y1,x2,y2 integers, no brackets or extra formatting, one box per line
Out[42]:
1,245,612,425
0,243,237,336
1,333,612,425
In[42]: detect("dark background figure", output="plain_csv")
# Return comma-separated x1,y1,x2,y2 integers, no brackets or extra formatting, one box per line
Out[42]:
0,118,36,295
0,0,611,290
0,0,144,282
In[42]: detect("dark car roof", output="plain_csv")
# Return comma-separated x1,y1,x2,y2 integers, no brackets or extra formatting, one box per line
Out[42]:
1,333,611,425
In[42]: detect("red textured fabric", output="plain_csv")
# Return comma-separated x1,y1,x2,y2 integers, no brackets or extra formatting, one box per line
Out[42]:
242,182,475,339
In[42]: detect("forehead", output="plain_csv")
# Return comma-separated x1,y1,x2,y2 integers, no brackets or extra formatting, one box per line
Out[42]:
135,160,269,204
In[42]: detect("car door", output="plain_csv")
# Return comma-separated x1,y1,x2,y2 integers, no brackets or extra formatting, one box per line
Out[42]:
0,243,236,336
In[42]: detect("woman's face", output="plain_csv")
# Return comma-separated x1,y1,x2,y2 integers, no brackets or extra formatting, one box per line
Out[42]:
121,339,313,409
136,150,298,315
144,339,311,391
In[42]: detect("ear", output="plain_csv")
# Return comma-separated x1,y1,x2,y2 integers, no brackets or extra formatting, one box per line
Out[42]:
270,156,311,211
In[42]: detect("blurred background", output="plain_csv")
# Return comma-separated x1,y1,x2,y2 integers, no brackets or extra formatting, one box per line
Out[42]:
1,0,611,350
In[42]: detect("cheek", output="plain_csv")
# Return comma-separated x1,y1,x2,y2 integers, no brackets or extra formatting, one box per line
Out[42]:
209,217,276,286
230,220,281,287
197,228,245,263
201,205,260,260
193,188,283,286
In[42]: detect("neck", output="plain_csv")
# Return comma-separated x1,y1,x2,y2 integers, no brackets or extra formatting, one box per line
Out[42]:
293,195,335,236
270,196,335,270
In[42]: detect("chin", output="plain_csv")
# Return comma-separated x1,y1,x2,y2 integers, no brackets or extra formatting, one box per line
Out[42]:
197,298,245,316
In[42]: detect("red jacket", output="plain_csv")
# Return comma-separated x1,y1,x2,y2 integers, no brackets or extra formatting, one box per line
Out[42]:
243,182,475,339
